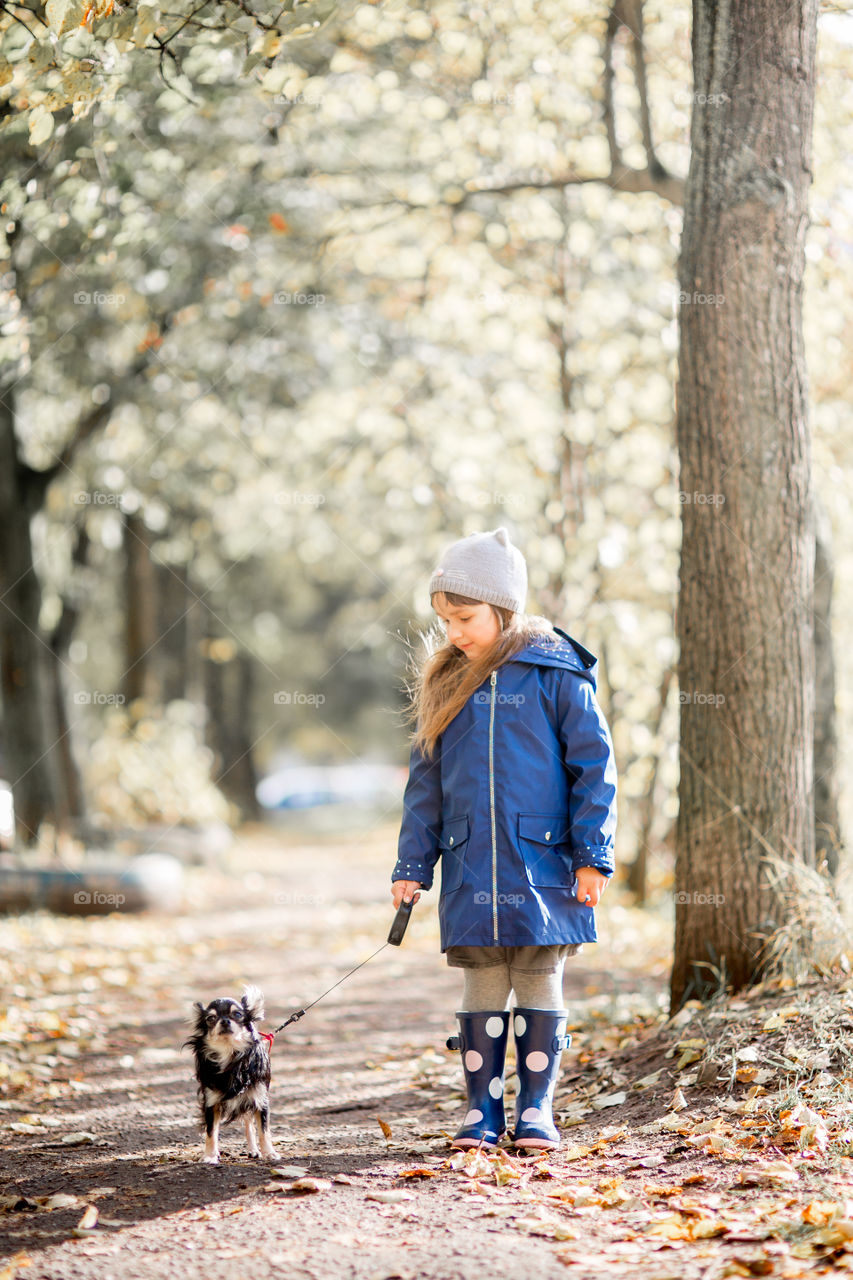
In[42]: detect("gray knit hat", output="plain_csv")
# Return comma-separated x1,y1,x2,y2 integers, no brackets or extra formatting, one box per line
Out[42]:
428,527,528,613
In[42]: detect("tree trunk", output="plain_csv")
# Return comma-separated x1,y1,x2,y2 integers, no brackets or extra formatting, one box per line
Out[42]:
672,0,819,1009
229,652,262,821
122,511,161,708
627,666,674,902
46,523,92,829
0,393,59,845
156,559,191,705
812,494,842,875
203,630,261,822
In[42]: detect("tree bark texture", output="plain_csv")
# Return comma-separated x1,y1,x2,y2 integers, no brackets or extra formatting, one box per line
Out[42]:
812,494,842,875
0,393,59,845
122,512,161,708
672,0,819,1007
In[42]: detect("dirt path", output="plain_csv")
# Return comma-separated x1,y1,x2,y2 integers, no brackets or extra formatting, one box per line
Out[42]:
1,826,850,1279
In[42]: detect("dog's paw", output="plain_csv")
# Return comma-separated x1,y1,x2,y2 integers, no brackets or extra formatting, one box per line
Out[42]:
202,1154,221,1165
261,1147,280,1162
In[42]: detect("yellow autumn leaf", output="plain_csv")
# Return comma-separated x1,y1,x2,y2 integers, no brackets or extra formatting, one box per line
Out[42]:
45,0,86,35
801,1200,841,1225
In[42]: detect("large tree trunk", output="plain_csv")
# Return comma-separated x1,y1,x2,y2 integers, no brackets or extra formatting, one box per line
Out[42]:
672,0,819,1009
0,394,59,845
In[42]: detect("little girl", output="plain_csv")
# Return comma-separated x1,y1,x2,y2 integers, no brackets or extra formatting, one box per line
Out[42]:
391,527,617,1152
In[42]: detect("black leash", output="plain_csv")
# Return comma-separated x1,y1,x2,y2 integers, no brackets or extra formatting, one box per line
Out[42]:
268,898,415,1039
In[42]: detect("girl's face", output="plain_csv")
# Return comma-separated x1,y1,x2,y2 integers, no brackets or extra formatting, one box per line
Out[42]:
433,595,501,660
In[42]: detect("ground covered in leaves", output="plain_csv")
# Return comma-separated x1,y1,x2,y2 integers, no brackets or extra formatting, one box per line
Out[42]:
1,823,852,1279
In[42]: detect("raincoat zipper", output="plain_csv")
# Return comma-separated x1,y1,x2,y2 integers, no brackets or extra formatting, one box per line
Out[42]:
488,669,498,943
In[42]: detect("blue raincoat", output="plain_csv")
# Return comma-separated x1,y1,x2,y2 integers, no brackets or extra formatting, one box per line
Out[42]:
391,627,617,950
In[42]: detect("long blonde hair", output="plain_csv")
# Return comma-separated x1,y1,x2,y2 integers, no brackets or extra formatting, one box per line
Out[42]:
402,590,559,759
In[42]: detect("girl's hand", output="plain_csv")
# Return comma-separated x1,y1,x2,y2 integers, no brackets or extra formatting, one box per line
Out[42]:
575,866,609,907
392,879,422,908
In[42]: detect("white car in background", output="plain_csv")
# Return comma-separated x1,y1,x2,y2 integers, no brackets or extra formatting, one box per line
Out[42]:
256,760,406,811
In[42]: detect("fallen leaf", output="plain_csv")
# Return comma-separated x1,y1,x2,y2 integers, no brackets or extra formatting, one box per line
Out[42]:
801,1200,842,1226
287,1178,333,1194
591,1091,627,1109
0,1253,33,1280
268,1166,310,1179
762,1008,800,1032
43,1194,81,1210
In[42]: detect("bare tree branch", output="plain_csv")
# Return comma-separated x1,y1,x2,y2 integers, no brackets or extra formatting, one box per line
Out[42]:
462,0,685,210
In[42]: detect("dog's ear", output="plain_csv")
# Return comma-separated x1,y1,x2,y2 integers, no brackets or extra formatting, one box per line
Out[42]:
241,985,264,1024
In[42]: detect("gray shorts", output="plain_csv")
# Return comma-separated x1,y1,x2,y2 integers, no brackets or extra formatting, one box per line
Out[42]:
445,943,583,972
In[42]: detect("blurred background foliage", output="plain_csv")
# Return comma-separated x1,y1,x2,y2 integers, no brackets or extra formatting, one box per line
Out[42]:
1,2,851,876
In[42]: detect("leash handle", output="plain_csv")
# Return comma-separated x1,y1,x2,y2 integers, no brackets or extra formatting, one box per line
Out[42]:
387,897,414,946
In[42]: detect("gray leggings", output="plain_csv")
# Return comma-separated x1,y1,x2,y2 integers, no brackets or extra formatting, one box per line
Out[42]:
461,961,565,1010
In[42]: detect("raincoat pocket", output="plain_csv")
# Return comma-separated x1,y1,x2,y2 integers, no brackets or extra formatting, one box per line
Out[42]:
517,812,573,889
438,815,469,895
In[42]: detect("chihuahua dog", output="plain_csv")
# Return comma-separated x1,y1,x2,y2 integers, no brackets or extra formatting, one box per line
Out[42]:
184,985,279,1164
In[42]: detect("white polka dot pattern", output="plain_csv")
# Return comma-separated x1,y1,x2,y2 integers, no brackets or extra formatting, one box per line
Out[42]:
521,1106,541,1122
488,1077,503,1099
513,1014,526,1036
464,1108,483,1124
485,1016,505,1038
525,1050,549,1072
464,1050,483,1071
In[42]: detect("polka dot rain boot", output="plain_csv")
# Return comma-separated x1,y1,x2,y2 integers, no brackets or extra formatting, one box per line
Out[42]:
511,1007,571,1151
445,1010,510,1149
